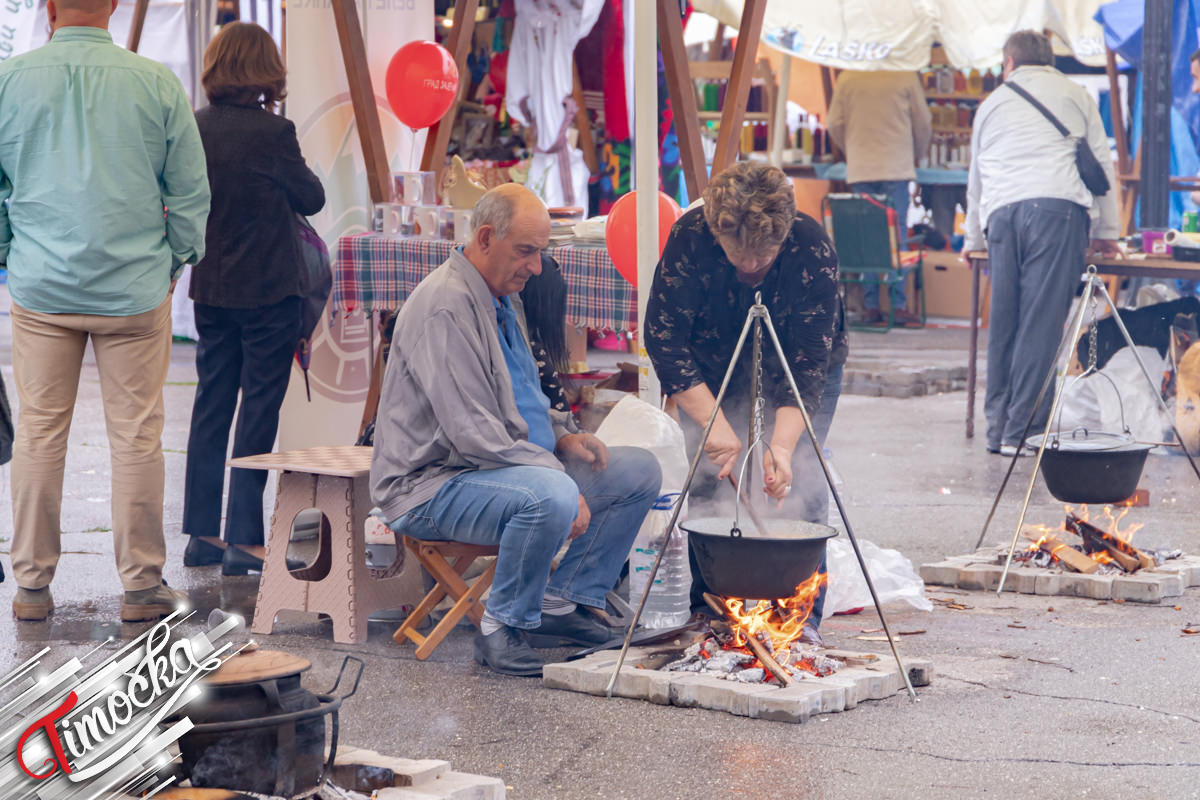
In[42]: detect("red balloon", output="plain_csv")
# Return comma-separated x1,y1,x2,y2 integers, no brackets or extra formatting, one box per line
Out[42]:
385,41,460,130
605,191,683,287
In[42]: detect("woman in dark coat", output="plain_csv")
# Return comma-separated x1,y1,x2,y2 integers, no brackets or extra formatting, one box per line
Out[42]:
182,22,325,575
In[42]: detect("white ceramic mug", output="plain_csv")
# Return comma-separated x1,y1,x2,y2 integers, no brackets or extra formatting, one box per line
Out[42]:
372,203,412,237
392,171,437,206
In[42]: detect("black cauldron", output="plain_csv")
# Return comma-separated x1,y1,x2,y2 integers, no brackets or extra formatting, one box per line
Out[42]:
1026,430,1151,505
168,651,361,797
681,517,837,599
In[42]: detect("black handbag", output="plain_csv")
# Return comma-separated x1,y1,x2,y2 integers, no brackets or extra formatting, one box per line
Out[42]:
1005,81,1111,197
294,214,332,401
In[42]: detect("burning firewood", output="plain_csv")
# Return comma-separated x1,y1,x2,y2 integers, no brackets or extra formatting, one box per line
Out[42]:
1066,513,1155,572
1034,533,1101,574
703,592,794,686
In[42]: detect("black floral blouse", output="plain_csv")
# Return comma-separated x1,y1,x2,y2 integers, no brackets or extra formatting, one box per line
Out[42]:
530,339,571,413
645,206,845,413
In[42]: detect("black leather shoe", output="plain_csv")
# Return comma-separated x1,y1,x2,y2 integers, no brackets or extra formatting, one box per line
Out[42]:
525,608,616,648
221,547,306,576
473,627,544,677
183,536,224,567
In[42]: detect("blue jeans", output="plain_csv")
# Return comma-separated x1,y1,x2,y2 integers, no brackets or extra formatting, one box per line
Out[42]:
851,180,910,310
392,447,661,629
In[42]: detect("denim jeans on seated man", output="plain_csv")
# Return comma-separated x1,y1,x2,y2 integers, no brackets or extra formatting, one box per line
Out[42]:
851,180,910,311
392,446,661,630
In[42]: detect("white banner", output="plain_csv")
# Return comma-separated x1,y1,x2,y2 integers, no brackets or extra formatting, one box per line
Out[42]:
0,0,40,64
696,0,1107,71
278,0,432,449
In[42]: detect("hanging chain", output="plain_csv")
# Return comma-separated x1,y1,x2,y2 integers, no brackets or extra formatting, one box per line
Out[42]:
1086,288,1099,374
751,318,766,446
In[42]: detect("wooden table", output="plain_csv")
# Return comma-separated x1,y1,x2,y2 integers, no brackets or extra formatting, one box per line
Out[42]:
964,253,1200,438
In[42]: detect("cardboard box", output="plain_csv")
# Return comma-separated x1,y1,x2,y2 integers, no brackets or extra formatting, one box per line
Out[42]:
922,251,987,320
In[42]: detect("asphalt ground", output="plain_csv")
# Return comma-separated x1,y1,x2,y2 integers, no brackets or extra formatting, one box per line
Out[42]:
0,290,1197,800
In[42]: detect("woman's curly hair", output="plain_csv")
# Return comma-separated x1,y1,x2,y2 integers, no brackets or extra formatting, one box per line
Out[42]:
702,162,796,253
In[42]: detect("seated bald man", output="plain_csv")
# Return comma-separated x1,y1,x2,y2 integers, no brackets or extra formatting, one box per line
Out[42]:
371,184,661,677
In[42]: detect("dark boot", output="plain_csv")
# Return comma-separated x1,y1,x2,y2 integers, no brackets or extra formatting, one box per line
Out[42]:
183,536,224,566
473,626,544,677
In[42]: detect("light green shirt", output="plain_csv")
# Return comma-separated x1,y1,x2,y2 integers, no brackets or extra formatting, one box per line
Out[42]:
0,27,210,316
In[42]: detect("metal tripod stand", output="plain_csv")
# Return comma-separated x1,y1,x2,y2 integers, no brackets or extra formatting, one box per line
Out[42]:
605,293,917,700
975,266,1200,593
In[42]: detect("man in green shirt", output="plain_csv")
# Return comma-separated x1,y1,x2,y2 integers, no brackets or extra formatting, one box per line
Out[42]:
0,0,210,622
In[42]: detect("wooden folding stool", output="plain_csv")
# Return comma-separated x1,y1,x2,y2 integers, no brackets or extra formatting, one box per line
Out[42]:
392,537,500,660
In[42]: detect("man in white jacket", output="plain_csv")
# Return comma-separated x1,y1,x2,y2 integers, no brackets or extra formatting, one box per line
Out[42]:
963,30,1120,456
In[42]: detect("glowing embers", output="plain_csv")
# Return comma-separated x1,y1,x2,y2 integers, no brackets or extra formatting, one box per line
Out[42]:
663,576,841,685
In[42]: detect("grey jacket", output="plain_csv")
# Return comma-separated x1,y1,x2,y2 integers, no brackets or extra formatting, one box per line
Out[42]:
370,248,576,522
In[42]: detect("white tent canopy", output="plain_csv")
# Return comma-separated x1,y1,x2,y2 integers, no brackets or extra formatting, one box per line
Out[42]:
693,0,1108,69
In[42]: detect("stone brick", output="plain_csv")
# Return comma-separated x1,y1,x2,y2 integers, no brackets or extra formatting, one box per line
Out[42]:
753,684,827,723
1000,567,1040,594
645,670,674,705
907,658,935,687
1058,572,1112,600
1112,574,1175,604
918,562,963,586
541,662,582,693
957,564,1002,591
812,676,860,709
725,682,779,717
835,667,890,700
1034,572,1065,596
669,674,734,712
332,749,449,790
593,665,651,699
379,771,506,800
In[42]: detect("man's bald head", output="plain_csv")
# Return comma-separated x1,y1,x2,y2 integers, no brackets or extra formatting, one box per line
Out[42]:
465,184,551,297
47,0,117,33
470,183,549,241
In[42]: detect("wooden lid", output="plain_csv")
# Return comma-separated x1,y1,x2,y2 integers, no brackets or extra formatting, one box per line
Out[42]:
205,649,311,686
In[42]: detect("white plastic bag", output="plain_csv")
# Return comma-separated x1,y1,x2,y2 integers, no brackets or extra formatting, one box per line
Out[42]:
595,396,688,493
1055,346,1170,443
823,538,932,616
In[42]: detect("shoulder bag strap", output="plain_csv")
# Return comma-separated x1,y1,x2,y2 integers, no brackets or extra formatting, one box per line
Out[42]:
1004,80,1071,138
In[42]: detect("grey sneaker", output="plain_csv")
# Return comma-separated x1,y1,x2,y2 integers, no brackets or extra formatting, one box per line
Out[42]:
121,581,190,622
13,586,53,621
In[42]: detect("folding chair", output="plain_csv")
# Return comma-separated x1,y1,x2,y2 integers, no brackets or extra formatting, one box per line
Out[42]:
822,192,926,333
392,537,500,660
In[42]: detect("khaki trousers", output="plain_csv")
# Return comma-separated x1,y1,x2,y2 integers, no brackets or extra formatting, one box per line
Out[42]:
10,296,172,591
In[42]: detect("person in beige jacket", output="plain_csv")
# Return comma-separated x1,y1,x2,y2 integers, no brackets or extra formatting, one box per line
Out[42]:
828,70,932,325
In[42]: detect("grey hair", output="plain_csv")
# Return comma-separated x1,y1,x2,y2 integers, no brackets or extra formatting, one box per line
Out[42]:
471,189,516,240
1003,30,1054,69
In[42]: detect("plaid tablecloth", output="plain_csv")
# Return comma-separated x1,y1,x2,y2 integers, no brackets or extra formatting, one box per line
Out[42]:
334,234,637,332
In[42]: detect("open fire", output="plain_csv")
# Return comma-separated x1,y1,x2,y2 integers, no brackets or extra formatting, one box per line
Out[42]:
1017,503,1175,574
662,573,842,684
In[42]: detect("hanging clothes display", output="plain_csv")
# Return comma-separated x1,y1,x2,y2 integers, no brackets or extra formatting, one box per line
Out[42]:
506,0,605,208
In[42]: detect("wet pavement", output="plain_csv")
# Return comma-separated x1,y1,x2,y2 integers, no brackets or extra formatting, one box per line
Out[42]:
1,289,1199,799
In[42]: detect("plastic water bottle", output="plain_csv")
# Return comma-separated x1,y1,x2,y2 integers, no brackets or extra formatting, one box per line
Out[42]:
628,493,692,629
